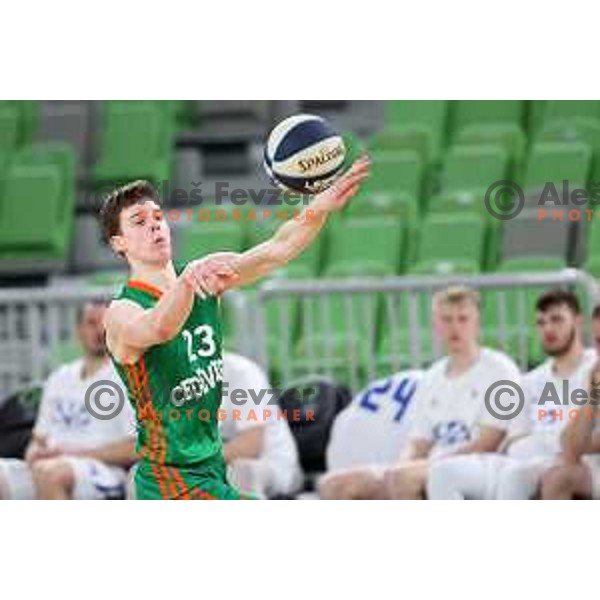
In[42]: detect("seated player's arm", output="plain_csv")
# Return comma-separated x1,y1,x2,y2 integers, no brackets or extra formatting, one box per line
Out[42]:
446,425,506,456
223,426,265,464
210,157,370,289
71,437,137,468
560,362,600,463
404,438,434,461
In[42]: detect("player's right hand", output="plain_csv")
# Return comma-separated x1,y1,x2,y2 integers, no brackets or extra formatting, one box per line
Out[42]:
183,257,240,299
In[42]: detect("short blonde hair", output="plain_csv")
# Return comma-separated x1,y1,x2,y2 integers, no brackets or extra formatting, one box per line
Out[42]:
432,285,480,313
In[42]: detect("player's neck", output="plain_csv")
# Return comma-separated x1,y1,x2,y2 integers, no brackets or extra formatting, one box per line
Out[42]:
551,340,585,378
129,260,177,292
447,342,480,376
81,355,108,380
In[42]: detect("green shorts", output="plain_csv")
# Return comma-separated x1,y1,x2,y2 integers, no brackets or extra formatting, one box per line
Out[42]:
133,453,256,500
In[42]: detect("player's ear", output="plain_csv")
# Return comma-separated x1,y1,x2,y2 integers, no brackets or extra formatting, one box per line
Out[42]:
110,234,127,258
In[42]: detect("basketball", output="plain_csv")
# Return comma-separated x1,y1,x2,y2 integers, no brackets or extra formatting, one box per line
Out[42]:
263,114,346,195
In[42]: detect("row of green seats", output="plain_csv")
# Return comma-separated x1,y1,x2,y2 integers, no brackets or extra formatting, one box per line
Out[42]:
356,139,594,218
0,142,76,269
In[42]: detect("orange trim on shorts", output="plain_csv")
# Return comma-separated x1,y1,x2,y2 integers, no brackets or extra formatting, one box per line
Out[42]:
127,280,163,299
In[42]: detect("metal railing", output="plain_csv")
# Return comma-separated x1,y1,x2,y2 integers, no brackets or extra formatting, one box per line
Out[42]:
2,270,599,400
254,270,600,390
0,285,251,401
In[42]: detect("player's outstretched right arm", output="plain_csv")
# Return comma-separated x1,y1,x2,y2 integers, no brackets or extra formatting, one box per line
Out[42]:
106,257,238,361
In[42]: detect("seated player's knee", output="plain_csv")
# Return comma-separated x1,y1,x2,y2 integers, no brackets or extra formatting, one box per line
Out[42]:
384,466,425,500
31,459,74,493
319,470,381,500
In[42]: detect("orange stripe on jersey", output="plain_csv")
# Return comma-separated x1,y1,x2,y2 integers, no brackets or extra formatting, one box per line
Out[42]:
169,468,191,500
138,358,179,500
127,280,163,299
131,361,171,500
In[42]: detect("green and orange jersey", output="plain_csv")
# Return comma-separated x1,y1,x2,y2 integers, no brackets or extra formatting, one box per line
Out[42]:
110,262,228,499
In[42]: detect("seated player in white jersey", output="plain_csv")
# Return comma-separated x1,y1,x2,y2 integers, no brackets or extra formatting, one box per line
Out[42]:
539,305,600,499
319,286,520,499
220,351,302,498
428,289,598,500
0,302,136,500
325,369,423,472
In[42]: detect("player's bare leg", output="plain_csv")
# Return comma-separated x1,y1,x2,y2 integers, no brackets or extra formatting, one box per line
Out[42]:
30,458,75,500
384,460,429,499
319,468,388,500
540,463,593,500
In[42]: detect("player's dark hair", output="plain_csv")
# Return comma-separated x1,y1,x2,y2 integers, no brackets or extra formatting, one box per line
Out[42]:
99,180,161,247
536,289,581,315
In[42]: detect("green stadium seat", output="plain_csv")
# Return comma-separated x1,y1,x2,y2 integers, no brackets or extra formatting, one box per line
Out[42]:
92,101,175,185
428,144,509,214
542,101,600,123
293,289,378,386
408,259,480,275
325,216,404,275
537,119,600,182
383,101,448,156
349,150,423,215
413,213,487,271
524,141,592,192
582,220,600,278
450,101,525,139
527,101,548,135
0,101,38,146
452,123,526,179
177,220,244,263
0,142,76,272
0,106,20,160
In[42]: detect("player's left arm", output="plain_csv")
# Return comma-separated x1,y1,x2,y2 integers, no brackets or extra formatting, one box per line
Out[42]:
446,426,506,456
200,156,370,289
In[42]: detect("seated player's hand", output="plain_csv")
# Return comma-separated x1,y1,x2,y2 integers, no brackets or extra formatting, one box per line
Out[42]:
314,155,371,213
183,256,240,298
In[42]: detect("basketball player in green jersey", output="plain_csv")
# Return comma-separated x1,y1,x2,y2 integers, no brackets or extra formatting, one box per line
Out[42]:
100,156,370,500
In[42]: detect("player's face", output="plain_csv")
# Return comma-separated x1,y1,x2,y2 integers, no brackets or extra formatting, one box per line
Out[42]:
593,318,600,355
536,304,580,357
78,304,107,358
435,300,480,354
115,199,172,265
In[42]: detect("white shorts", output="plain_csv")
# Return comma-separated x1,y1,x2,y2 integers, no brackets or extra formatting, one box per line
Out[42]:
0,457,128,500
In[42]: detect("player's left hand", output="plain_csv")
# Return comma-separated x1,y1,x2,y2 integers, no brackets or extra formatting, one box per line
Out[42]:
183,255,241,298
313,155,371,213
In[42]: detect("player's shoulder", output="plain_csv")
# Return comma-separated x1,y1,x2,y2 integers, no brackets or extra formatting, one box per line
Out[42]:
46,358,84,387
479,347,520,373
421,356,450,382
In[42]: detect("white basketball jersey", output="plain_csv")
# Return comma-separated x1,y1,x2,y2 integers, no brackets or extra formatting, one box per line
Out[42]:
34,359,135,450
509,348,597,458
326,370,423,471
409,348,522,458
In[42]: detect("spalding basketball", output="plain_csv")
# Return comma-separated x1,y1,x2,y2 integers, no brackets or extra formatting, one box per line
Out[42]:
264,114,346,195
